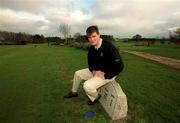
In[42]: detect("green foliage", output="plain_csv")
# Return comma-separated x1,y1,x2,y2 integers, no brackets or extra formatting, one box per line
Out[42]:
0,44,179,123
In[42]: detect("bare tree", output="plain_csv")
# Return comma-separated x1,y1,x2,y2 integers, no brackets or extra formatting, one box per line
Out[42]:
59,23,71,44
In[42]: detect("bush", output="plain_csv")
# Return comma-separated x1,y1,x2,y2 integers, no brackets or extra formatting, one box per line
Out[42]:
72,42,90,50
0,41,27,45
82,43,90,50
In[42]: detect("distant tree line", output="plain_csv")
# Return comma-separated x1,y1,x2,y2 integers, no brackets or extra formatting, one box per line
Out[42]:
0,31,47,45
0,30,115,46
129,27,180,45
1,25,179,45
72,33,114,48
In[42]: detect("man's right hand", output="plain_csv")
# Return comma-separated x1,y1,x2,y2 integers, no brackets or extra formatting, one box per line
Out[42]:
92,70,96,76
92,71,105,79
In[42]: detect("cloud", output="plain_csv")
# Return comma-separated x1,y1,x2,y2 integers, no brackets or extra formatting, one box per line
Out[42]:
88,0,180,37
0,8,50,34
0,0,66,13
0,0,180,38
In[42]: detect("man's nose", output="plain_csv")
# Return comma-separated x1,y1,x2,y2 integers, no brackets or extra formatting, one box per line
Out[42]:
91,37,95,41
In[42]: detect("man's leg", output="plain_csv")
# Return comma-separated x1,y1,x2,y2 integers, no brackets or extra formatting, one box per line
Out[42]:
72,68,93,93
83,77,106,101
83,77,116,104
64,68,93,98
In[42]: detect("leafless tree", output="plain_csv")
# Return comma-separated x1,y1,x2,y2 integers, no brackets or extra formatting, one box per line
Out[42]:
59,23,71,44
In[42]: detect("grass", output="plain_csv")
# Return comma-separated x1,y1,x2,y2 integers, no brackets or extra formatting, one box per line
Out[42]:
113,41,180,59
117,52,180,123
0,44,180,123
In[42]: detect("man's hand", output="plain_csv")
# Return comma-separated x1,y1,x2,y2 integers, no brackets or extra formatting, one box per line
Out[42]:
93,71,105,79
92,70,96,76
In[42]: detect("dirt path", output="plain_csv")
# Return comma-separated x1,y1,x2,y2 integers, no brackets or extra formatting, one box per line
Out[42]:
124,50,180,69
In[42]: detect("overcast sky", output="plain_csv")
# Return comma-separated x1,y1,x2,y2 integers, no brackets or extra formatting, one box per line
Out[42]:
0,0,180,38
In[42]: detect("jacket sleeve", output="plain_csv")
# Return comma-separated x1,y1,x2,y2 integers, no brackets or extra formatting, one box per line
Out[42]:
105,44,124,78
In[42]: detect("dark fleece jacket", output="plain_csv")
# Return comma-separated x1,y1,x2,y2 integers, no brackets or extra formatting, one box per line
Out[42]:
88,40,124,79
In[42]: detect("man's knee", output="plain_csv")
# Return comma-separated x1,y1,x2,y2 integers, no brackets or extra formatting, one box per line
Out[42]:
75,69,82,77
83,81,96,92
83,82,88,91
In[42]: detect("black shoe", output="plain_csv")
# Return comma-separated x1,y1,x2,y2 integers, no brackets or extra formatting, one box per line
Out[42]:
87,95,101,105
64,92,78,98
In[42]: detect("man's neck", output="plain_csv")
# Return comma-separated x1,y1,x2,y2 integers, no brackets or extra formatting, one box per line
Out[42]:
95,38,102,50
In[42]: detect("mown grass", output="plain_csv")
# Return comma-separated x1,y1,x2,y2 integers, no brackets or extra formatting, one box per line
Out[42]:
113,41,180,59
117,52,180,123
0,44,180,123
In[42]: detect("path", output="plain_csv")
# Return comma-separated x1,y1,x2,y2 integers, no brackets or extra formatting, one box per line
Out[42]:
124,50,180,69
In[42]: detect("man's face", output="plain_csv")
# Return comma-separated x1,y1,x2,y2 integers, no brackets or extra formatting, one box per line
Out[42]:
87,32,100,46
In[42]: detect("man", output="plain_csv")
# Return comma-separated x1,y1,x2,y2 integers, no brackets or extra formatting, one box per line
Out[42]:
64,25,124,105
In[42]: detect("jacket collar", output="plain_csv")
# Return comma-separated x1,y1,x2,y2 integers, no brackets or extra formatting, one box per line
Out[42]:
95,38,102,50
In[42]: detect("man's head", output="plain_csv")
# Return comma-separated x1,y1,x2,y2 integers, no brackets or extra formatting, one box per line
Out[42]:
86,25,101,46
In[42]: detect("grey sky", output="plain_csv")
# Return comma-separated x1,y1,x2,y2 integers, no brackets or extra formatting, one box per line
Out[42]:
0,0,180,38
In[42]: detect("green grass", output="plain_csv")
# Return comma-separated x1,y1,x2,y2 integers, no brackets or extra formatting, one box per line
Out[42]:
113,41,180,59
117,52,180,123
0,44,180,123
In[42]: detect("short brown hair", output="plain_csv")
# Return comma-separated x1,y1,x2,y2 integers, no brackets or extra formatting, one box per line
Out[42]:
86,25,99,36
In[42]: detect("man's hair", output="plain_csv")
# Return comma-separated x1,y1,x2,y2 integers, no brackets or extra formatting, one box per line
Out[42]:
86,25,99,36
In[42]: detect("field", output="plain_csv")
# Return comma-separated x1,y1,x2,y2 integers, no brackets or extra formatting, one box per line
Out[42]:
0,43,180,123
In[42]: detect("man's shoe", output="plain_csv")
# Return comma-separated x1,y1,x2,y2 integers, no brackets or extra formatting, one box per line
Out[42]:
64,92,78,98
87,95,101,105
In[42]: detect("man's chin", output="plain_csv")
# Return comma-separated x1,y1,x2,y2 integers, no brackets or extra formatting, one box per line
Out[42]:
90,43,97,46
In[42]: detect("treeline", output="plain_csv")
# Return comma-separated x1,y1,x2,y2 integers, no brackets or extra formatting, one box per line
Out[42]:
0,30,115,45
118,30,180,46
0,31,48,45
128,27,180,44
120,36,178,47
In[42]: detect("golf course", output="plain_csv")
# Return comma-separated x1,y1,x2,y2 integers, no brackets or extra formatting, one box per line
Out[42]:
0,42,179,123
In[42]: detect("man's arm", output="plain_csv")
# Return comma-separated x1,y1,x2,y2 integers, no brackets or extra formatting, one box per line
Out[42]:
104,43,124,79
111,46,124,74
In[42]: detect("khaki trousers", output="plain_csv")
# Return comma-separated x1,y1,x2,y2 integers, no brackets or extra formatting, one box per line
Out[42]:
72,68,115,101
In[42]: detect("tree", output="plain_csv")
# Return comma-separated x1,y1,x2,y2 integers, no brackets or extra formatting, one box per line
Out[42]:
59,23,71,44
174,27,180,39
73,32,88,47
132,34,142,41
101,35,114,42
73,32,81,39
14,32,29,45
33,34,46,43
169,27,180,44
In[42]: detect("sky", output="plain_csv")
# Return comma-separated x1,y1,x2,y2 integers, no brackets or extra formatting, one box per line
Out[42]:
0,0,180,38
